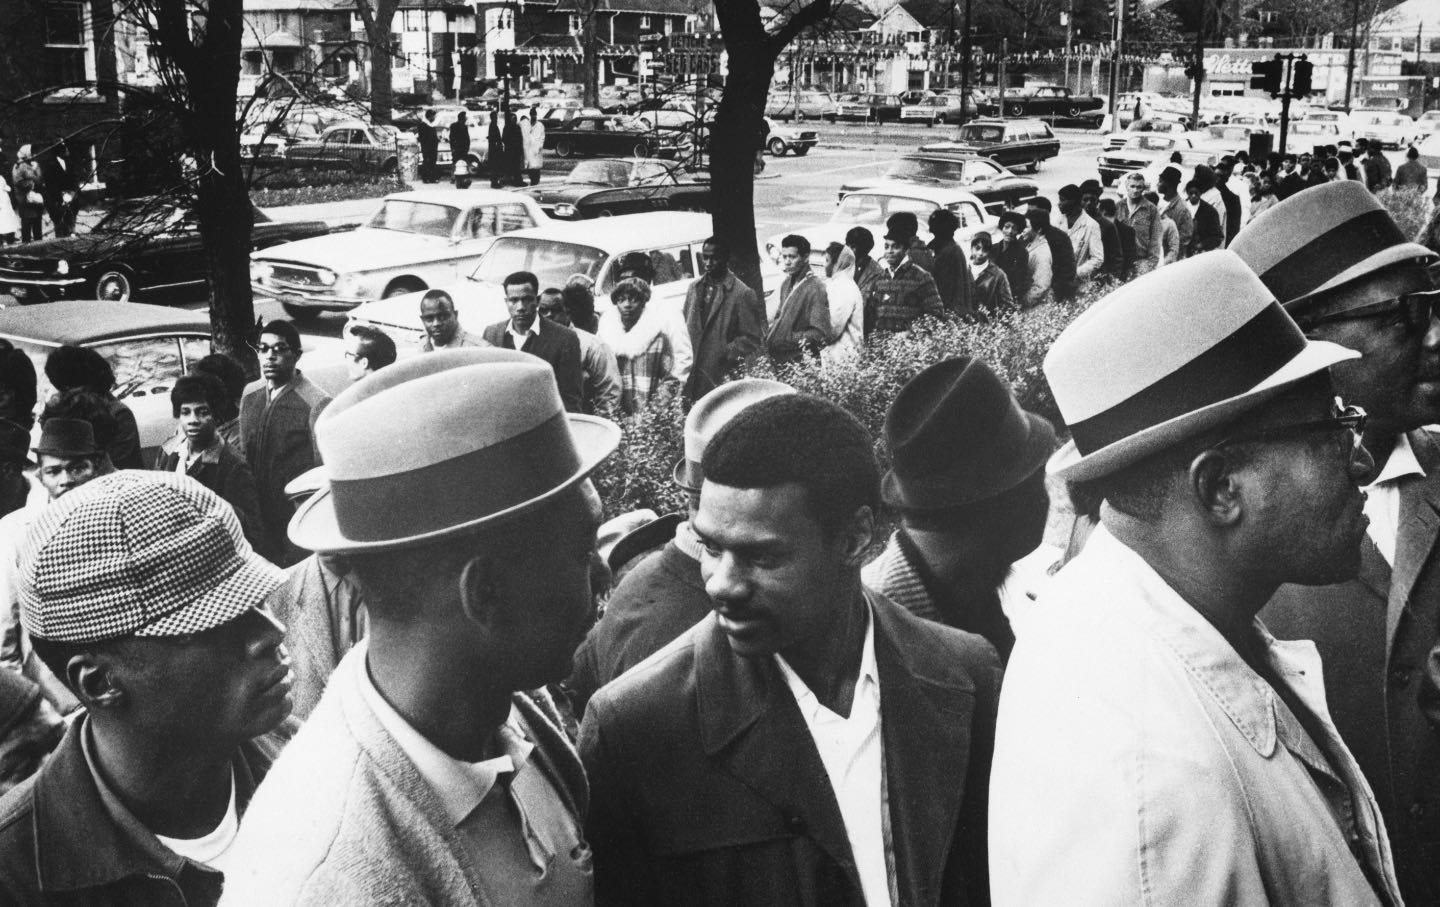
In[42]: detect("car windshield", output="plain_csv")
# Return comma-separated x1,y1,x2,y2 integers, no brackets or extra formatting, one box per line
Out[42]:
1127,135,1177,151
831,193,939,223
958,124,1003,143
366,200,461,237
469,237,607,287
567,160,629,185
887,158,968,181
90,201,189,235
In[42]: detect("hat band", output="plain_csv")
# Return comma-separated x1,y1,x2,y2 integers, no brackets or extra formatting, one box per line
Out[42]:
329,412,582,542
1069,302,1305,457
1261,208,1408,303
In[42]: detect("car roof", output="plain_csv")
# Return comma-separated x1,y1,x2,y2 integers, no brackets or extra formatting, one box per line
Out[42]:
845,182,987,204
381,188,537,205
489,211,712,249
0,301,210,347
900,151,986,162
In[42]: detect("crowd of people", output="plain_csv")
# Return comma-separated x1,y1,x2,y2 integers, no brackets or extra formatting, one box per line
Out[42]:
0,140,83,245
414,106,547,189
0,138,1436,906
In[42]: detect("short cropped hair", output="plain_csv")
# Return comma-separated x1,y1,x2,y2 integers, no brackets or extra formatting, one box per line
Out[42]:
997,211,1027,232
349,325,397,370
170,372,227,418
260,320,301,351
1097,198,1118,217
1057,184,1081,202
420,289,454,311
45,346,113,395
703,235,730,258
1025,208,1050,231
561,282,598,333
701,395,879,538
844,226,874,256
928,208,959,235
781,234,810,257
611,276,652,305
503,270,539,293
885,211,919,239
970,232,994,251
192,353,247,418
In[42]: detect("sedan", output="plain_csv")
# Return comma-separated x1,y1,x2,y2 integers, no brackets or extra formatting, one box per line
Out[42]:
764,90,839,122
1097,134,1199,186
1352,112,1417,150
839,154,1037,215
899,95,973,126
764,118,818,156
284,122,416,174
519,158,710,219
544,116,686,159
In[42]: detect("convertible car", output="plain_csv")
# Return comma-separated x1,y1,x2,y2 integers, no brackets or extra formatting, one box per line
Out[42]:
519,158,711,220
0,198,330,303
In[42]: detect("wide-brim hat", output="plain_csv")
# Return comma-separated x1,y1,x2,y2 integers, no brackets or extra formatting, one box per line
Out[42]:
1045,251,1359,482
33,418,102,459
882,357,1056,511
673,379,796,492
290,348,620,554
1229,181,1437,313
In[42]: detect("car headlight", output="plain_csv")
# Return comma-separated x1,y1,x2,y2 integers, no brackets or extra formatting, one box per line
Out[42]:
554,204,576,218
251,262,273,283
55,260,69,276
316,268,337,286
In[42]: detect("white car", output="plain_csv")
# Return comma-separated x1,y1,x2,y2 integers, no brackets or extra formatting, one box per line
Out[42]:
1283,119,1343,155
250,188,547,321
765,184,994,272
1103,117,1189,151
1351,112,1417,150
346,212,781,353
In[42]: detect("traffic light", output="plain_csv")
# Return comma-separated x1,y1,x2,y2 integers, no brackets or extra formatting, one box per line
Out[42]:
1291,56,1314,96
1250,56,1282,95
1123,0,1138,29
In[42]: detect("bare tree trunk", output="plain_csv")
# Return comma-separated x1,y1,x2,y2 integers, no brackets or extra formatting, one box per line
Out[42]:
582,8,600,107
709,55,772,295
356,0,400,123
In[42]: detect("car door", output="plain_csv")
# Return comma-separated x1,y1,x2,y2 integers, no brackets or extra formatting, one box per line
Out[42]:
139,205,208,297
999,125,1027,168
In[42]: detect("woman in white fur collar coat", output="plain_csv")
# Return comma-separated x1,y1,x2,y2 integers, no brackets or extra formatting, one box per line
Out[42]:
597,277,693,414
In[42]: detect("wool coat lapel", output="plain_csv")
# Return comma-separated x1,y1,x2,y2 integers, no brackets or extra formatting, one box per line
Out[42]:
1388,430,1440,651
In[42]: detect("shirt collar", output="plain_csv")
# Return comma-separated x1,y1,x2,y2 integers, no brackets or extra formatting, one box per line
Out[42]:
1367,431,1425,488
357,642,534,826
773,603,878,723
886,256,910,275
507,318,542,344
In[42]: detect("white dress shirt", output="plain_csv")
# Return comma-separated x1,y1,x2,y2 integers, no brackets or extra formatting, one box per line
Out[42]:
507,317,542,351
774,610,891,906
1363,433,1426,566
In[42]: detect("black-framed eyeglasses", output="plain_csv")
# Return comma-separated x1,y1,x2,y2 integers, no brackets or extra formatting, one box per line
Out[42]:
251,342,294,356
1302,292,1439,333
1214,401,1367,458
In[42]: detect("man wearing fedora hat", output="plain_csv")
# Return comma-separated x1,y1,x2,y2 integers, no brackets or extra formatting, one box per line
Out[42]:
568,378,795,714
581,393,1001,907
862,357,1055,664
1233,179,1440,904
0,471,295,907
221,349,619,906
990,252,1400,905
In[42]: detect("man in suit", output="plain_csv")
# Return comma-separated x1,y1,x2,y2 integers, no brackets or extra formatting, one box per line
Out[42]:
1233,181,1440,905
683,236,765,401
482,270,584,412
580,393,1001,907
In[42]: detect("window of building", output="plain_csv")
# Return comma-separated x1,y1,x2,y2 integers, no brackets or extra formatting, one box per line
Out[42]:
569,13,583,33
1374,36,1393,51
1429,37,1440,53
1401,36,1416,53
663,16,673,34
639,14,651,29
43,0,95,86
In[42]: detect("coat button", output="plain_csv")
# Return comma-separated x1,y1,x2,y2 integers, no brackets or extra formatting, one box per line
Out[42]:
786,813,807,834
1389,667,1414,688
1410,803,1426,821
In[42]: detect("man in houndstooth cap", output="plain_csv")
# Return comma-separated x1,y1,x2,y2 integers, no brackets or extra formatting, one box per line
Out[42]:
0,471,296,907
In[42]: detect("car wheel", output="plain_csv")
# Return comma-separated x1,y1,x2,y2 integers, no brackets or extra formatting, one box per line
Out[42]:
793,146,809,156
933,114,946,126
1029,158,1041,173
596,208,615,217
632,141,650,158
382,278,425,299
1007,103,1025,117
94,267,134,302
281,303,321,323
768,137,787,156
555,140,575,158
1068,106,1084,118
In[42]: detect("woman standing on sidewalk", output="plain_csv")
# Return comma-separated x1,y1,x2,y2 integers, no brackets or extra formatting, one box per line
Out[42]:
11,146,44,244
0,151,19,245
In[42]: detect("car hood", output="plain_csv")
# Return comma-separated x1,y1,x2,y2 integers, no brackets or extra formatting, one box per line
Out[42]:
519,182,614,205
250,227,456,270
0,233,122,264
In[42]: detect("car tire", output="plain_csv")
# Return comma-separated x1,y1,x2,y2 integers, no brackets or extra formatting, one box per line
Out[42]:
281,303,321,323
1068,106,1084,117
768,137,787,156
793,146,809,156
632,141,650,158
94,266,134,302
555,140,575,158
382,278,426,299
1029,158,1041,173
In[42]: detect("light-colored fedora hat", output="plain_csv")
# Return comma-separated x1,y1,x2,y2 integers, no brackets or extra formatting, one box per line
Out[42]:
1045,250,1359,482
673,378,796,492
290,348,620,554
1229,181,1437,315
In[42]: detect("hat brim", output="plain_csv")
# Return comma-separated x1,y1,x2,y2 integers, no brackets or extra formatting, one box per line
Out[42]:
134,547,286,637
1048,340,1359,483
672,457,700,494
1285,242,1439,309
881,411,1057,511
287,414,621,554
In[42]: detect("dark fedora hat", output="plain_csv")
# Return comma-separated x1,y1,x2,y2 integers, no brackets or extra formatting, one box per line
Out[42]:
882,357,1056,511
33,418,102,459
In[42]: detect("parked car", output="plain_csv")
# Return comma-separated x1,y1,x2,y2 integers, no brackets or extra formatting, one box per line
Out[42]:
836,93,904,122
979,84,1103,119
250,188,547,321
0,198,330,304
764,89,839,122
1351,111,1418,150
1096,133,1206,186
240,121,321,166
839,153,1038,215
1102,117,1189,151
1416,110,1440,131
633,99,708,132
544,115,687,159
0,301,212,456
767,185,994,272
919,118,1060,173
519,158,710,219
1282,119,1344,154
284,122,416,174
539,106,605,127
346,212,781,351
900,94,974,126
764,117,818,156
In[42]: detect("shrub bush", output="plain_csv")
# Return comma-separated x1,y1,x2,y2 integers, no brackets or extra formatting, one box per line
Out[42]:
1379,187,1434,244
248,168,407,207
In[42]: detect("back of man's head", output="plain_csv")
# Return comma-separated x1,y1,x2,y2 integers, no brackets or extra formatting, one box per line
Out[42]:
845,226,875,257
1025,208,1051,231
702,394,879,539
885,211,919,241
349,325,398,371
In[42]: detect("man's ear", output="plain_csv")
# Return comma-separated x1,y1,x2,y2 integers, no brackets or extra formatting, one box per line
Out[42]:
458,554,505,628
1188,448,1244,527
70,653,125,711
841,505,876,567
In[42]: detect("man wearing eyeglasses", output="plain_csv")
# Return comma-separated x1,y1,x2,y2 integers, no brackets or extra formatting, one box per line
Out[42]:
239,320,331,567
1234,181,1440,906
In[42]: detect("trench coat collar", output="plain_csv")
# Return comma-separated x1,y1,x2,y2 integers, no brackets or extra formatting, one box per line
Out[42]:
692,271,741,334
1386,428,1440,648
694,586,976,902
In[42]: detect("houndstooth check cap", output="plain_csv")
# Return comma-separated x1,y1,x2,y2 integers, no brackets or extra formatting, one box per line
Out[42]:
17,470,285,643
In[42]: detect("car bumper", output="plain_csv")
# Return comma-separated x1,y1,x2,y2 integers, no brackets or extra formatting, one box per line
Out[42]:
252,282,367,311
0,273,86,289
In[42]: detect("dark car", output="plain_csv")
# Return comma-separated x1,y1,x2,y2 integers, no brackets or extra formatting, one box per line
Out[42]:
839,153,1038,216
544,115,687,159
519,158,711,220
918,118,1060,173
284,122,415,174
834,93,905,122
0,198,331,303
978,84,1104,119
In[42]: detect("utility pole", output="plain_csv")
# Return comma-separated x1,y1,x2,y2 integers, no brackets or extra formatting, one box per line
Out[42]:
1191,0,1204,129
1344,0,1360,112
1107,0,1124,121
958,0,973,124
1063,2,1073,91
999,37,1008,114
